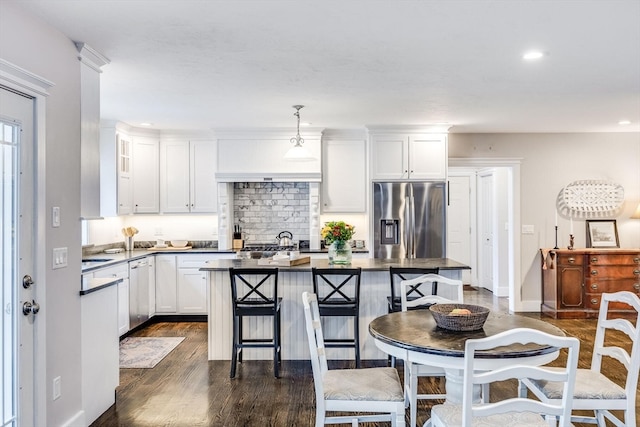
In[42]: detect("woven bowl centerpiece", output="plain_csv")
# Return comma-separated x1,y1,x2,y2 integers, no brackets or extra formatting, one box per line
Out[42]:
429,303,490,331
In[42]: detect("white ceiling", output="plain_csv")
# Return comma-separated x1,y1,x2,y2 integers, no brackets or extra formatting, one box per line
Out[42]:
10,0,640,133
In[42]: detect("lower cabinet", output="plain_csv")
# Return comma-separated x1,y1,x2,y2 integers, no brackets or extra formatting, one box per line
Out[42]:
541,248,640,318
94,263,130,336
154,254,232,315
155,255,178,313
177,268,207,314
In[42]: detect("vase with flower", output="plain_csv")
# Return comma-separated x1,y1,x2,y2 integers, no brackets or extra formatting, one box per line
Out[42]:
321,221,355,265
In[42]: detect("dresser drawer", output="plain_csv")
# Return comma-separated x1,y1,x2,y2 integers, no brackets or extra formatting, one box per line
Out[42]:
558,254,583,266
585,293,639,311
587,254,640,266
586,265,640,280
585,279,640,293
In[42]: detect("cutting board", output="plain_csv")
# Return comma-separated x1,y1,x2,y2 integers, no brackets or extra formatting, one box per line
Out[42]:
148,246,192,251
257,256,311,266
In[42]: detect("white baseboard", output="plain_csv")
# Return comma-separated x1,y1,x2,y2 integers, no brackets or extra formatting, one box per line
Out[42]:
60,410,85,427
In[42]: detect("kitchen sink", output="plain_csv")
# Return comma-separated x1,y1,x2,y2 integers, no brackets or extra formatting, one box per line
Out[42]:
81,258,113,268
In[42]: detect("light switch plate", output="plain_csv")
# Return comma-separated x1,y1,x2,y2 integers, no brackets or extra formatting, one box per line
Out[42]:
52,206,60,227
52,247,68,269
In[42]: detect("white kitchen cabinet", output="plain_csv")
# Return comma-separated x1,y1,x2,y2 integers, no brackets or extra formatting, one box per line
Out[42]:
116,134,133,215
160,140,217,213
370,133,447,180
80,283,118,425
132,135,160,213
177,255,213,314
177,268,207,314
155,255,177,313
94,263,130,336
321,136,366,212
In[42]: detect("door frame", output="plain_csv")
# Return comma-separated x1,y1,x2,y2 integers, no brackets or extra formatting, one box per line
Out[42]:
449,157,522,313
1,58,52,425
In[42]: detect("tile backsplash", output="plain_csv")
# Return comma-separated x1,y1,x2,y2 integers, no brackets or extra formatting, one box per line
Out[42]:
233,182,309,243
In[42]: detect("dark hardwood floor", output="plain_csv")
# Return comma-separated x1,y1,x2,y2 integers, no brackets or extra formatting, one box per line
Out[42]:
91,288,638,427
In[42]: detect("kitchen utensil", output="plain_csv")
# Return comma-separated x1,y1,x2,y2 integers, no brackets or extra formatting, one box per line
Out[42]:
276,231,293,246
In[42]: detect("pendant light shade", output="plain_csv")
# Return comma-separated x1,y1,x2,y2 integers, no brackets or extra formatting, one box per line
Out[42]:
631,202,640,219
284,105,315,161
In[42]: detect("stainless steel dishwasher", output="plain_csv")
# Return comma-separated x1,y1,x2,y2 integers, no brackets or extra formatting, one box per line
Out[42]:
128,259,150,329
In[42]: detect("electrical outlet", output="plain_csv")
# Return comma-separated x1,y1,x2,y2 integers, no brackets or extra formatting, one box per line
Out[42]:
53,376,61,400
521,225,535,235
52,247,68,269
154,227,163,236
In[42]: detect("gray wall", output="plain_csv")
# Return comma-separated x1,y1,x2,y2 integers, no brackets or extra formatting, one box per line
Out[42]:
1,4,83,426
449,132,640,303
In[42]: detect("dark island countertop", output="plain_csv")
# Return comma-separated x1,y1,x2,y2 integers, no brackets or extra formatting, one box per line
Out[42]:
200,257,470,272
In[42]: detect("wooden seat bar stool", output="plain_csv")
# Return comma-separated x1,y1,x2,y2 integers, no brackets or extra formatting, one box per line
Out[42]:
311,267,362,368
229,267,281,378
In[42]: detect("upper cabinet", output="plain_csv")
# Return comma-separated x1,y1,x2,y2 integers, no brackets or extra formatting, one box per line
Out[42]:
321,131,367,212
131,136,159,213
370,130,448,181
215,130,322,182
160,139,217,213
100,123,160,216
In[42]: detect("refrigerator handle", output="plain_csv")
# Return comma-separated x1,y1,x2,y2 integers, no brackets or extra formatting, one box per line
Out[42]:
404,196,411,257
410,195,416,258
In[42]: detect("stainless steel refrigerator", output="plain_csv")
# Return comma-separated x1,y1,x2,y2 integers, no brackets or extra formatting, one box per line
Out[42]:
372,181,446,259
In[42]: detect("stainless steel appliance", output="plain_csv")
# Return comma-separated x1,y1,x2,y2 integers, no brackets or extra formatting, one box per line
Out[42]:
372,181,446,259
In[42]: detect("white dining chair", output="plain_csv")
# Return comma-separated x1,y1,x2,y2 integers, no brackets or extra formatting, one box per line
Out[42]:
399,273,465,427
519,290,640,427
302,291,406,427
430,327,580,427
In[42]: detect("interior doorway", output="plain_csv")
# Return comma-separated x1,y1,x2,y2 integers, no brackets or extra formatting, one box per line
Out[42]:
449,159,521,312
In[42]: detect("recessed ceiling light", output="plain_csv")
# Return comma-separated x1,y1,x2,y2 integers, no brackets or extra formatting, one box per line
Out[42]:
139,122,153,126
523,50,545,60
618,120,631,125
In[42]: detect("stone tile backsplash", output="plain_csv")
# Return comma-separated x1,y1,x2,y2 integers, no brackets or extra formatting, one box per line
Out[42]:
233,182,309,244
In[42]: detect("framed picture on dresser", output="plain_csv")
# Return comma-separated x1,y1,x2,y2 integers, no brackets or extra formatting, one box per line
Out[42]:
586,219,619,248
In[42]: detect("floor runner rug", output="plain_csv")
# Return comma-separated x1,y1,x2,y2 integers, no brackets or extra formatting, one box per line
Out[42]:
120,337,185,368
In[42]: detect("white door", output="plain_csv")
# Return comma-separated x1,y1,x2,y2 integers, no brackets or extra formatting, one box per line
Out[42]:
1,87,37,426
478,171,495,291
447,175,472,284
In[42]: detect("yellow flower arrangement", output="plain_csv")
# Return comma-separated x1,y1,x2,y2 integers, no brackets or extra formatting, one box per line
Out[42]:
321,221,355,245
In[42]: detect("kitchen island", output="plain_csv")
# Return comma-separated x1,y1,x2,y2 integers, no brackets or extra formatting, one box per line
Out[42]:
201,258,470,361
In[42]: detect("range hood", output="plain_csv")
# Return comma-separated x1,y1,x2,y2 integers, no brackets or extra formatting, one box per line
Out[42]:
215,129,322,182
215,172,321,182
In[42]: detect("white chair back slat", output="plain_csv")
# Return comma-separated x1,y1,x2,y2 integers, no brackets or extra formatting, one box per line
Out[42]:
400,273,463,311
461,327,580,427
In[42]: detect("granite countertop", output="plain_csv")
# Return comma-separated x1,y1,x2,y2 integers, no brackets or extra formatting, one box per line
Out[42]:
80,247,370,273
199,257,471,272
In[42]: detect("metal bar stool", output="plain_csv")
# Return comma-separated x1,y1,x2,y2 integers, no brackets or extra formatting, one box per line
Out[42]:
229,267,281,378
311,267,362,368
388,267,439,368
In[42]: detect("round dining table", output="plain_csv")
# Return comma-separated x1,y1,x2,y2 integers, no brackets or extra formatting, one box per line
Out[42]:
368,309,566,404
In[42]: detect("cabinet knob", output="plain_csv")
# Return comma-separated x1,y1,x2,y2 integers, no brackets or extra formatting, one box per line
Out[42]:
591,283,598,290
591,298,599,305
590,257,598,263
634,257,640,264
633,283,640,290
568,257,575,264
591,270,598,276
634,269,640,276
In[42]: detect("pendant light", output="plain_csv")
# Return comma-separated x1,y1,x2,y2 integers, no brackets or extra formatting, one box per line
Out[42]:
284,105,315,161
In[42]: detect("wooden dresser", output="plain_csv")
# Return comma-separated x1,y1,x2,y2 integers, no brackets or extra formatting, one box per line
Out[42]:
540,248,640,318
